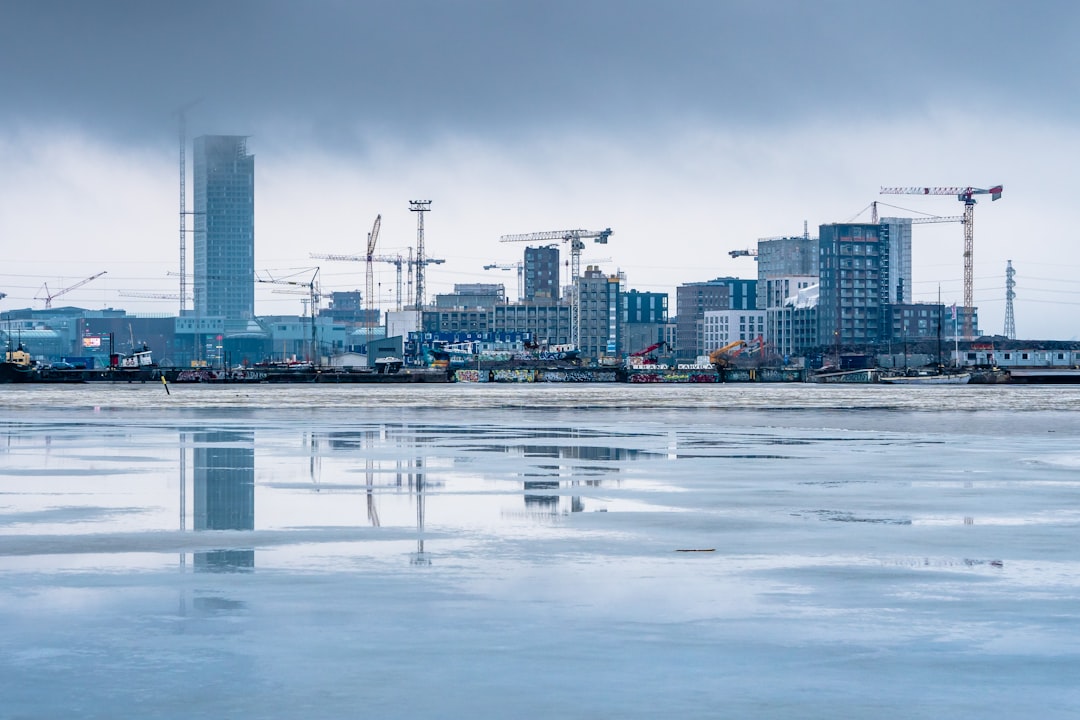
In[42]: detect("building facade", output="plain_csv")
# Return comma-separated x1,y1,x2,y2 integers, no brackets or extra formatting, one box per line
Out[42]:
817,223,890,349
702,309,766,355
879,217,914,304
675,281,730,359
619,289,668,357
523,245,560,301
577,267,621,361
193,135,255,325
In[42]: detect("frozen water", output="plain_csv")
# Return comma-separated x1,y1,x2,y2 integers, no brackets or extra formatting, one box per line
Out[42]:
1,384,1079,718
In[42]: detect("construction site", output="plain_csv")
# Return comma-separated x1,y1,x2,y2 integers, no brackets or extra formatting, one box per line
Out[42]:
3,127,1076,385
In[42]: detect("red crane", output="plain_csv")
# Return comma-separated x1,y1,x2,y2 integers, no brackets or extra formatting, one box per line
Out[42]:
630,341,670,358
880,185,1002,339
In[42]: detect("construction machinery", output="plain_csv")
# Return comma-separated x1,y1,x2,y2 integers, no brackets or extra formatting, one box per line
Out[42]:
36,271,107,309
364,215,381,330
308,214,380,329
499,228,613,348
256,268,321,362
119,291,191,302
629,341,671,359
708,340,748,370
880,185,1003,339
729,249,757,259
483,261,524,301
312,249,445,313
626,341,671,367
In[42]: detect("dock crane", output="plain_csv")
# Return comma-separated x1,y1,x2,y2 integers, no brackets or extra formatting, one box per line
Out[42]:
483,261,524,301
256,268,321,362
36,271,107,309
880,185,1003,339
499,228,613,348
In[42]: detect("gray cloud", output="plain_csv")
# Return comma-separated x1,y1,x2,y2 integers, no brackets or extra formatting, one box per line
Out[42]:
2,1,1075,148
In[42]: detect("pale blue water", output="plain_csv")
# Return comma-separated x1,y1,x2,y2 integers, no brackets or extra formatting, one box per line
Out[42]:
1,384,1078,718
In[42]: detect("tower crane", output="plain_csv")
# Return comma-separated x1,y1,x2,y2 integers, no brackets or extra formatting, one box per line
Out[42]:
364,215,381,330
311,250,445,313
36,271,107,309
880,185,1003,339
377,253,445,312
119,291,193,302
500,228,613,348
308,214,380,329
256,268,321,362
483,261,523,301
729,224,814,260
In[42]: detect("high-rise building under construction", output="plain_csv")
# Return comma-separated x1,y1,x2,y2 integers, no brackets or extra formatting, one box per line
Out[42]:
193,135,255,325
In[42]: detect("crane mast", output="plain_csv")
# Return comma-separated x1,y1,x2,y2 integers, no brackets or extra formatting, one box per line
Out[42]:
880,185,1002,339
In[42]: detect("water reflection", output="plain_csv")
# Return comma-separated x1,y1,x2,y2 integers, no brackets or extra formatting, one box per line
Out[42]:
192,431,255,571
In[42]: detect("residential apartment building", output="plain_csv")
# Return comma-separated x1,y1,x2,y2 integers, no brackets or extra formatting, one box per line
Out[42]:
817,223,890,349
523,245,560,301
879,217,914,304
577,266,620,361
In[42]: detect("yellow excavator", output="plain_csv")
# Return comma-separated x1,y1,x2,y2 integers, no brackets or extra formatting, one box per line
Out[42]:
709,340,748,371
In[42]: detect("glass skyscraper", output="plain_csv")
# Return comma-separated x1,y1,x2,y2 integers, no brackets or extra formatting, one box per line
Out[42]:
193,135,255,324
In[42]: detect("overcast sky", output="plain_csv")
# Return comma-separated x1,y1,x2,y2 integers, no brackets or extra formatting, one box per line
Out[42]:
2,1,1078,339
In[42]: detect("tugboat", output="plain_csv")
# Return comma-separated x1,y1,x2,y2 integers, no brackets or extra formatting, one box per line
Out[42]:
0,342,40,383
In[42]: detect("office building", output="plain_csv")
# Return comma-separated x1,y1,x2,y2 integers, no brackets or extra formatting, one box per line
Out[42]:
193,135,255,325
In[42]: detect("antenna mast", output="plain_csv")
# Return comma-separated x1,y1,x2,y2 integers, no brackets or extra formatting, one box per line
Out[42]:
1004,260,1016,340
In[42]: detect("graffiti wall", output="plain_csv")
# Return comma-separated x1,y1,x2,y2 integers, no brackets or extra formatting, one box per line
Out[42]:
538,370,618,383
492,368,537,383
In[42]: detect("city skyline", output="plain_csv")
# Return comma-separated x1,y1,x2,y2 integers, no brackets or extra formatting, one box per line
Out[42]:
1,2,1077,339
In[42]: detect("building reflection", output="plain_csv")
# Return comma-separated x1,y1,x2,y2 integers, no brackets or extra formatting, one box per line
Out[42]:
193,430,255,571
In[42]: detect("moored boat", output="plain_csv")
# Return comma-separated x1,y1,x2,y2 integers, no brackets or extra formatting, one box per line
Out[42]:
881,371,971,385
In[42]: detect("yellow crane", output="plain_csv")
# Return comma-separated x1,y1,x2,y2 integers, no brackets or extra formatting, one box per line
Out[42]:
709,340,748,370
